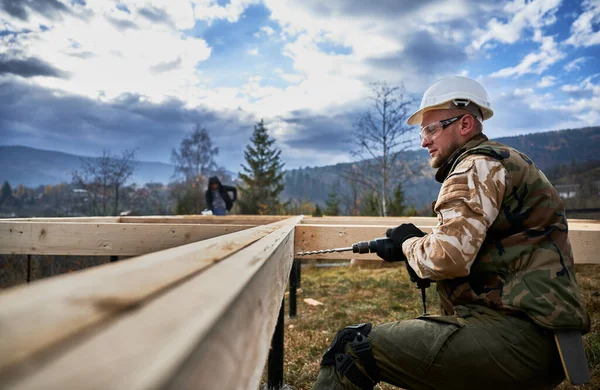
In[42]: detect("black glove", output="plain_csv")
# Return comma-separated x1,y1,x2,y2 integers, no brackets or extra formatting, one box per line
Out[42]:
386,224,430,287
386,223,426,247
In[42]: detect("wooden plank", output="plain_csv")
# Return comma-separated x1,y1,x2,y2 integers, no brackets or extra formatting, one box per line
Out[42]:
0,217,299,381
4,216,301,390
300,217,597,227
0,217,120,223
295,224,600,264
301,216,439,226
570,228,600,265
0,222,256,255
120,215,288,225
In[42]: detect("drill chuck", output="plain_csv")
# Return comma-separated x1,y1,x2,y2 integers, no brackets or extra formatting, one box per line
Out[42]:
351,240,377,254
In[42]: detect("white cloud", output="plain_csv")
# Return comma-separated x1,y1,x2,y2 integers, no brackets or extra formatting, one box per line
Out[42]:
192,0,259,23
472,0,561,50
490,35,564,78
278,73,303,84
514,87,534,96
247,48,259,56
560,76,600,95
263,0,476,61
1,1,211,104
564,57,588,72
260,26,275,36
565,0,600,47
537,76,556,87
561,84,581,93
525,76,600,125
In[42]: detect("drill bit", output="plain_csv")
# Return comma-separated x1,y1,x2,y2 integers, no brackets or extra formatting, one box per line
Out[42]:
296,247,353,256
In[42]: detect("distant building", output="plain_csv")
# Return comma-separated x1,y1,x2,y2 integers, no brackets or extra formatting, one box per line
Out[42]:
554,184,580,199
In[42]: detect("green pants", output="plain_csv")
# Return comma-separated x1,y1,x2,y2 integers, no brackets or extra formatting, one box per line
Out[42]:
312,305,564,390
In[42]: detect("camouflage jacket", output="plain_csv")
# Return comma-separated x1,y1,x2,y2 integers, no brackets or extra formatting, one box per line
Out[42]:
402,133,590,332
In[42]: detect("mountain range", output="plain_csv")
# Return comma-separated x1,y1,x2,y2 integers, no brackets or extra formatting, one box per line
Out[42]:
0,146,175,187
1,126,599,209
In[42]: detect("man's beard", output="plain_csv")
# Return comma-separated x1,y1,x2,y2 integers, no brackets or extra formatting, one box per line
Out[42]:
429,155,444,169
429,138,461,169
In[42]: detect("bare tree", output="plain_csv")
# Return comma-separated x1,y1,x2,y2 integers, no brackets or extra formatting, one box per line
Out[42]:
346,82,417,216
72,149,137,216
171,124,218,185
171,124,219,213
109,150,137,215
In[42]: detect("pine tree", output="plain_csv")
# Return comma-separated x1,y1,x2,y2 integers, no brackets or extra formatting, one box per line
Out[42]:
406,205,418,216
312,204,323,217
325,189,341,216
387,182,406,216
361,192,380,216
238,119,285,215
1,181,13,204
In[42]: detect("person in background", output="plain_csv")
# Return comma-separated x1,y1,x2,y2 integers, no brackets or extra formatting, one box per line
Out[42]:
205,176,237,216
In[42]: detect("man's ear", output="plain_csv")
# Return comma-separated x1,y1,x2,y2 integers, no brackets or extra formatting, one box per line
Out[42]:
459,115,476,136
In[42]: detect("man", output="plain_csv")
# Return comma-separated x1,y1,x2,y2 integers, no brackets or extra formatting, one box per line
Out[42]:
205,176,237,216
312,76,590,390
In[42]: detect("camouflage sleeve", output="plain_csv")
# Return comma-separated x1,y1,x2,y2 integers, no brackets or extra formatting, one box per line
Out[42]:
402,155,507,280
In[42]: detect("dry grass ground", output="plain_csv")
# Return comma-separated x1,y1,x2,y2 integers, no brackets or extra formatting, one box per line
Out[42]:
263,263,600,390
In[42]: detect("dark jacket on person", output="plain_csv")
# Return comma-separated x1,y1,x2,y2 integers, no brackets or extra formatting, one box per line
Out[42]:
205,176,237,211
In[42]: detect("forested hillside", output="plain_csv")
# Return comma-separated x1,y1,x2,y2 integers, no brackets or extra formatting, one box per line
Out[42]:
494,126,600,172
283,126,600,211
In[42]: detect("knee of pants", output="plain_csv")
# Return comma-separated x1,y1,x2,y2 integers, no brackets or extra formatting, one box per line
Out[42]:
320,324,380,389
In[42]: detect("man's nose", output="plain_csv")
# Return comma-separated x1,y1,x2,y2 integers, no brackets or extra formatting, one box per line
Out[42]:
421,135,431,148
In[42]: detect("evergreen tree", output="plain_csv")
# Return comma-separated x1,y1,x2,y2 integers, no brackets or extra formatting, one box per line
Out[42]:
325,189,341,216
312,204,323,217
406,205,418,216
360,192,380,216
0,181,13,204
387,182,406,216
238,119,285,214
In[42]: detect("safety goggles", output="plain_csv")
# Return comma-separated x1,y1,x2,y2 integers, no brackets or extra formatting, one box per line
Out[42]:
419,114,467,141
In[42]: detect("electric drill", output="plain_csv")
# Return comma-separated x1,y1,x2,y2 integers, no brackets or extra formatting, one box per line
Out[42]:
297,237,431,315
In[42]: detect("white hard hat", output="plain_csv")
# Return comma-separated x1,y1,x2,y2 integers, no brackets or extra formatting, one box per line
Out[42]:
407,76,494,125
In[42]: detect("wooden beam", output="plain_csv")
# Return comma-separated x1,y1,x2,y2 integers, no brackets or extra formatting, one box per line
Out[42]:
2,216,301,389
120,215,288,225
301,216,439,226
0,217,300,383
0,217,120,223
569,225,600,265
0,215,288,226
300,217,598,228
295,224,600,264
0,222,256,255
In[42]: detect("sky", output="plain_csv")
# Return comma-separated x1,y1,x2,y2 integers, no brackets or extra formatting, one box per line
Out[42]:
1,0,599,173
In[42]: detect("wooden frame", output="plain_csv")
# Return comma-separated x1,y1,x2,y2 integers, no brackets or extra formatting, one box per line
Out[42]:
0,215,598,389
0,216,299,389
294,221,600,264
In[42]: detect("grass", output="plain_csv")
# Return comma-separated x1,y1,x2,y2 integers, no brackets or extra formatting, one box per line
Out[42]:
262,263,600,390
